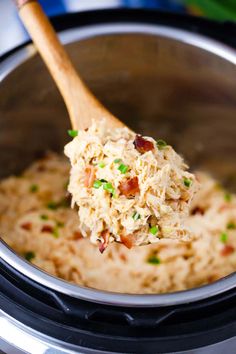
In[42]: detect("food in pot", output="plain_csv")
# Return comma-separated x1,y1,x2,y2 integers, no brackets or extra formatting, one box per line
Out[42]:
64,121,198,251
0,153,236,294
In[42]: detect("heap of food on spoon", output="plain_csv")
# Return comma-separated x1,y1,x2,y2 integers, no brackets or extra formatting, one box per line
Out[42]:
16,0,198,252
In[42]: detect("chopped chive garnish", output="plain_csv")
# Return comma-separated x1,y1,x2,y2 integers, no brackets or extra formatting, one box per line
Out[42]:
227,221,236,230
156,139,167,150
30,184,39,193
114,158,122,164
183,178,192,188
98,162,105,168
68,129,78,138
149,226,158,235
40,214,48,221
220,232,228,243
118,164,129,174
93,180,102,189
47,201,58,210
132,212,141,221
103,182,115,196
147,255,161,265
57,221,65,228
46,198,70,210
100,179,108,183
53,227,59,238
224,193,232,202
24,251,35,262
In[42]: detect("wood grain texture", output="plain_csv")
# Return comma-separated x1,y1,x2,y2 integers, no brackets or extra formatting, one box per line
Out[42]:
18,1,124,130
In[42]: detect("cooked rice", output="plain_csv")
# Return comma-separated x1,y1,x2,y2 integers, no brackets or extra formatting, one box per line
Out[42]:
0,153,236,294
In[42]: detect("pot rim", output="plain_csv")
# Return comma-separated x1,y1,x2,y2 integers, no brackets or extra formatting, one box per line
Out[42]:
1,21,236,308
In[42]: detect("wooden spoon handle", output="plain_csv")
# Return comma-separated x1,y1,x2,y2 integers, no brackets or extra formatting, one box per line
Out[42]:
16,0,123,130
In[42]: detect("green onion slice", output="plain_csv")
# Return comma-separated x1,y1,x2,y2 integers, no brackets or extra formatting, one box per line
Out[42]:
98,162,105,168
103,182,115,196
132,212,141,221
53,227,59,238
30,184,39,193
183,178,192,188
40,214,48,221
93,180,102,189
114,158,122,164
156,139,167,150
68,130,78,138
24,251,35,262
149,226,158,235
220,232,228,243
147,255,161,265
47,201,58,210
224,193,232,202
118,164,129,174
227,221,236,230
57,221,65,228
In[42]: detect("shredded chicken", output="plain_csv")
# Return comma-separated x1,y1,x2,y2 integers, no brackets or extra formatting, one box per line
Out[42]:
64,121,198,250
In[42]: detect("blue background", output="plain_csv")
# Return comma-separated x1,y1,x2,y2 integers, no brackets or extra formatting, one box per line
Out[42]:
0,0,186,56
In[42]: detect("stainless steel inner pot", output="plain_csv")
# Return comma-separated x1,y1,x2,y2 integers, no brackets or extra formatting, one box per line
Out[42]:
0,22,236,307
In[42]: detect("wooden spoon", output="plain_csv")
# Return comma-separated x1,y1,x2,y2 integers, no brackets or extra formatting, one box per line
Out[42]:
15,0,125,131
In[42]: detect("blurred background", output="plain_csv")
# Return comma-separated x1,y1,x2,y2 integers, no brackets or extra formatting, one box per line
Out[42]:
1,0,236,56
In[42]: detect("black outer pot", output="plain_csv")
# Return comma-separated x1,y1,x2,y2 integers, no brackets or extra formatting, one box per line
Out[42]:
0,9,236,354
1,255,236,353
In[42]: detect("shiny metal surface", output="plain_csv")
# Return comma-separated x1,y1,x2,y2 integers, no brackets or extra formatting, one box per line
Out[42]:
1,308,236,354
1,237,236,307
0,23,236,307
0,310,101,354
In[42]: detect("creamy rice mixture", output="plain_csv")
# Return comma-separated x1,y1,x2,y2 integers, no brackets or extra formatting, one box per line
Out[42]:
65,121,198,251
0,153,236,294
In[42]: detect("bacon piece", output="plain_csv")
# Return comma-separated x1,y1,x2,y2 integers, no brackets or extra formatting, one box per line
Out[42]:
221,245,234,256
134,135,154,154
191,207,204,215
119,177,140,196
21,222,32,231
41,225,53,233
207,275,216,283
84,166,96,188
120,253,127,261
99,230,110,253
28,207,37,212
120,234,135,249
36,164,46,172
73,231,83,240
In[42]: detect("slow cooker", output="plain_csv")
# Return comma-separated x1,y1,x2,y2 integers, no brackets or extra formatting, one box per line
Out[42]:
1,9,236,354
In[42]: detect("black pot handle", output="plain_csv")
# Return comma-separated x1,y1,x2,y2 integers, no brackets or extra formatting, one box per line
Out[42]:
51,291,177,327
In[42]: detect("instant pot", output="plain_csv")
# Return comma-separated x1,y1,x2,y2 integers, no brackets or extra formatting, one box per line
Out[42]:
1,9,236,354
